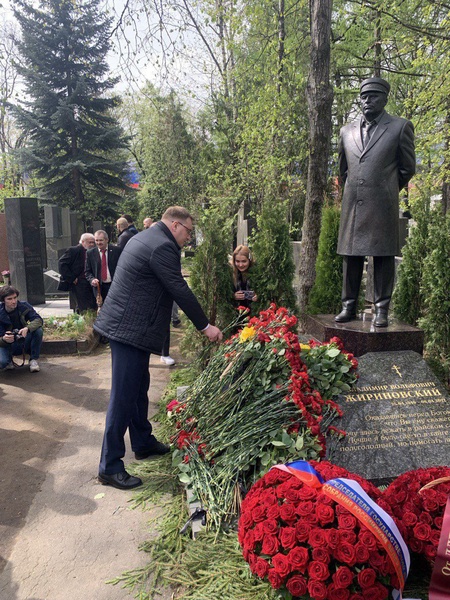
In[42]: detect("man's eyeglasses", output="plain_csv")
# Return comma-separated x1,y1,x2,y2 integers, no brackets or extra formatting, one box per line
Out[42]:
173,221,193,235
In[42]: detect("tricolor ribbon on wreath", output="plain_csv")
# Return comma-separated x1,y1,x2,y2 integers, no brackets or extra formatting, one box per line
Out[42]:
273,461,413,600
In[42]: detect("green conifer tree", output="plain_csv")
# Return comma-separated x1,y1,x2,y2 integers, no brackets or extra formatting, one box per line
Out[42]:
250,200,297,312
392,198,430,324
308,205,343,315
418,210,450,382
11,0,130,218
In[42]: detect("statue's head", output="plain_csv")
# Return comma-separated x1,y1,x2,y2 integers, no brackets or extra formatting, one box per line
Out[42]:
360,77,389,121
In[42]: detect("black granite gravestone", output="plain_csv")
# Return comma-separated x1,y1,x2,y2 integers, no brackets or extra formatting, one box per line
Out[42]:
4,197,45,304
333,350,450,483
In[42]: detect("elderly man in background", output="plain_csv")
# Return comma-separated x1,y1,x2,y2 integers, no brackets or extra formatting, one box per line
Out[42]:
116,217,136,250
85,230,121,304
143,217,153,229
58,233,97,313
94,206,222,490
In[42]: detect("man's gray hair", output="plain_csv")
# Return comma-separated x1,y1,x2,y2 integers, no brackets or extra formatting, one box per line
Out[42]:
94,230,109,241
79,233,95,244
162,206,193,222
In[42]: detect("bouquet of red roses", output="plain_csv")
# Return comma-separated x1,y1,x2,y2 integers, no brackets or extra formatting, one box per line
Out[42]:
379,466,450,564
238,461,402,600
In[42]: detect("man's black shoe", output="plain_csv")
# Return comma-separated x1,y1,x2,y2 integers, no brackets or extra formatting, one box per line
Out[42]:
172,319,182,328
135,441,171,460
335,309,357,323
98,471,142,490
374,310,388,327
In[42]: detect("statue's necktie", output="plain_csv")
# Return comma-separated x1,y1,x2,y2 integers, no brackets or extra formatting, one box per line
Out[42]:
362,121,374,148
101,249,107,282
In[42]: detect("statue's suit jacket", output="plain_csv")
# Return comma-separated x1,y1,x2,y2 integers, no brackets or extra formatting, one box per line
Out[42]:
337,111,415,257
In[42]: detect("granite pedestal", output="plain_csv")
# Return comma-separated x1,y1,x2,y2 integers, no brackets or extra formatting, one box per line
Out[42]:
305,312,424,357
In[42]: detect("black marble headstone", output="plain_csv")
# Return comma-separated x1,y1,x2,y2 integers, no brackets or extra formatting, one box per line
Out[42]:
333,351,450,483
4,197,45,304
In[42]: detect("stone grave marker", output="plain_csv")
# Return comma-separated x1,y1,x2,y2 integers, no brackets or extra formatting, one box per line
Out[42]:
4,197,45,304
333,350,450,483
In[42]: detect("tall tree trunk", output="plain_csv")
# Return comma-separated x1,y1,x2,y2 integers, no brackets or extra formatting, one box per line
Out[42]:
298,0,333,328
277,0,285,94
374,9,382,76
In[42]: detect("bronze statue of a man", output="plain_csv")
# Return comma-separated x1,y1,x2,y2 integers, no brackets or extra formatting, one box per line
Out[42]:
335,77,416,327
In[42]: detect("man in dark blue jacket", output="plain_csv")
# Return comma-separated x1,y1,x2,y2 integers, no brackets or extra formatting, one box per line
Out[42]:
94,206,222,490
0,285,44,373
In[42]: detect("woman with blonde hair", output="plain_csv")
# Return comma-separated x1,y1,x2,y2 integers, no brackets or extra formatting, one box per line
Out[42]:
230,245,258,309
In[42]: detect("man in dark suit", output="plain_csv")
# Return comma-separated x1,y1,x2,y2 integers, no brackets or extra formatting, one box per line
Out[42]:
85,230,121,304
116,217,136,250
58,233,97,313
94,206,222,490
335,77,416,327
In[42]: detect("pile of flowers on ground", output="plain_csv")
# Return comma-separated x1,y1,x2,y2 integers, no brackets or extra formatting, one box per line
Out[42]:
238,461,400,600
379,466,450,564
168,304,358,529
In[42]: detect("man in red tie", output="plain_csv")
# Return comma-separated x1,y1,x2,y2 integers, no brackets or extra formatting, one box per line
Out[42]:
85,230,122,304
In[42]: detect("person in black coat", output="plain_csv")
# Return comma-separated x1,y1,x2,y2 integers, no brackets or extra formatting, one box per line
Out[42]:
335,77,415,327
94,206,222,490
58,233,97,312
85,230,122,304
116,217,136,250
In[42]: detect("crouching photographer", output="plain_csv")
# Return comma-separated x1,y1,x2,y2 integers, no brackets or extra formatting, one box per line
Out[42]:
0,285,43,373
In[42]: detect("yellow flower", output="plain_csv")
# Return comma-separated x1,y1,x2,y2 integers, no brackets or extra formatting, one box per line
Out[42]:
300,344,310,351
239,326,256,343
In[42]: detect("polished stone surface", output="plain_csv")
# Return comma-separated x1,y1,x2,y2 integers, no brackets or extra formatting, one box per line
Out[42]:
305,312,424,357
333,351,450,483
5,197,45,304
